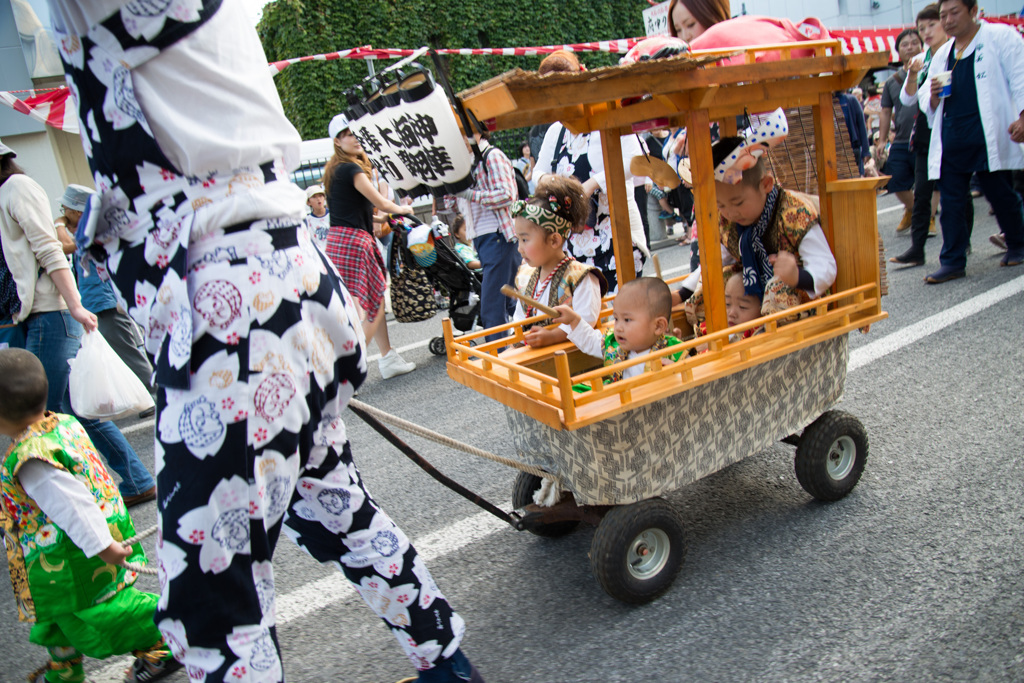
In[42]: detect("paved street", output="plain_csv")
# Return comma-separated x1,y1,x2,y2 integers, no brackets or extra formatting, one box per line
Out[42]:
1,193,1022,683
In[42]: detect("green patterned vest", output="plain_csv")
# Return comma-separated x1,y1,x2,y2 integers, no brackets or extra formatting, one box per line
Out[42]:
0,413,144,622
720,189,819,265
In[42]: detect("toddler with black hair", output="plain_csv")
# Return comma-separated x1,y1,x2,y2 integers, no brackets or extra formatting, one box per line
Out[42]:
0,348,180,683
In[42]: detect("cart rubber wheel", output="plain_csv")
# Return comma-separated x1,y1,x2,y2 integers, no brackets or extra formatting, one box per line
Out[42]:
794,410,868,502
511,472,579,538
589,499,686,604
428,337,446,356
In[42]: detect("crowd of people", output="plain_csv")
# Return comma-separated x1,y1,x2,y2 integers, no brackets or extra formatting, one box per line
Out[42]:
0,0,1021,682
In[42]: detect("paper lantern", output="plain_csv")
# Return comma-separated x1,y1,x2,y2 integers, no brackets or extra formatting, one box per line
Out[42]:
395,64,474,197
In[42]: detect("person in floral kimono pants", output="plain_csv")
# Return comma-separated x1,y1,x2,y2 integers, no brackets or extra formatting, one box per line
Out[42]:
43,0,482,681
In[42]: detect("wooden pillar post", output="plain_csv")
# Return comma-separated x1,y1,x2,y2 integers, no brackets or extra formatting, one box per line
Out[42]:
812,92,839,249
686,109,727,333
599,128,636,286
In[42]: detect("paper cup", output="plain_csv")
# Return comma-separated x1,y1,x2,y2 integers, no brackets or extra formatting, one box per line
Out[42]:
934,71,953,98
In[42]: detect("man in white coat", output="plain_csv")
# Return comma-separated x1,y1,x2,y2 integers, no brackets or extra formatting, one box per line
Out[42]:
918,0,1024,283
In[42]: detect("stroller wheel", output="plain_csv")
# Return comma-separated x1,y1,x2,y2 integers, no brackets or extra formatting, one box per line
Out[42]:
429,337,447,356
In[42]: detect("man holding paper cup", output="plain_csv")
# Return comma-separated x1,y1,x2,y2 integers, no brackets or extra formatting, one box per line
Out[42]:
918,0,1024,283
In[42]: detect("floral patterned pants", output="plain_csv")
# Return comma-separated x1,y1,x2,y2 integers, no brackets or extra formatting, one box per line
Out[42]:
151,225,463,681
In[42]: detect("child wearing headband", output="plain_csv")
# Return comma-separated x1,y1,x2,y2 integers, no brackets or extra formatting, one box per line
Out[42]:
672,110,837,327
511,177,608,348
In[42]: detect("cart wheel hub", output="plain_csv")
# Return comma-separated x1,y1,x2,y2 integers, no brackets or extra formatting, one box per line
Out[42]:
826,435,856,480
627,529,670,580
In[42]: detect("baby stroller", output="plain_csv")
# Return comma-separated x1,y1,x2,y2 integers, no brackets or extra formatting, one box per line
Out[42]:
387,214,482,355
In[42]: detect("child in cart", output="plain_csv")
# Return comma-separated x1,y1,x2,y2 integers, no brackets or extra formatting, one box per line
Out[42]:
671,109,837,327
451,215,482,272
511,177,608,348
0,349,181,683
551,277,683,385
691,271,765,351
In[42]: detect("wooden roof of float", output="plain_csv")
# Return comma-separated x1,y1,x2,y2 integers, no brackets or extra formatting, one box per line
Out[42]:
445,41,891,431
457,41,887,134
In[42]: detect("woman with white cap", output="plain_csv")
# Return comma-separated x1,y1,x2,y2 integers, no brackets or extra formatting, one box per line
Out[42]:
323,112,417,379
0,142,157,507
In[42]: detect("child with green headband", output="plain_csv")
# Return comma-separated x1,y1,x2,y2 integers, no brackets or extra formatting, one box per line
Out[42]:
511,177,608,348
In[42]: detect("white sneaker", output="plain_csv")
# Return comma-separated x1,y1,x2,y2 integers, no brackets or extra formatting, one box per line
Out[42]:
378,349,416,379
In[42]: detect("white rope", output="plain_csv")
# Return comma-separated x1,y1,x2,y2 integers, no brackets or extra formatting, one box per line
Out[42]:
120,524,159,575
349,399,560,483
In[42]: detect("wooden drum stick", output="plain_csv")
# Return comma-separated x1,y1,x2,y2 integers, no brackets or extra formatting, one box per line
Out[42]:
500,284,559,317
651,253,662,280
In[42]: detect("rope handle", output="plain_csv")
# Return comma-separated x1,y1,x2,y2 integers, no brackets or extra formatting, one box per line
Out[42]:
118,524,159,575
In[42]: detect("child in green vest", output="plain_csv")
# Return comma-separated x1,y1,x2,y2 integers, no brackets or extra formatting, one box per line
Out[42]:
0,348,181,683
552,277,683,384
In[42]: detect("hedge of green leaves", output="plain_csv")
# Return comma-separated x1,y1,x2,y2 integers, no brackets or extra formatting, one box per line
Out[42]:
258,0,646,146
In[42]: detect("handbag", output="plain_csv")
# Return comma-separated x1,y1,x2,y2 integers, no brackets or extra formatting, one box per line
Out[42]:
69,330,154,420
389,229,438,323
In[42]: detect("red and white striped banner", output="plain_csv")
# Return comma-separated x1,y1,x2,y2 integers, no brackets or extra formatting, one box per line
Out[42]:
0,87,78,135
268,40,641,75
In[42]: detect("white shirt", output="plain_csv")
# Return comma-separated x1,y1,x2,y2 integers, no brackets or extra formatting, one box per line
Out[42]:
686,225,837,299
47,0,308,237
534,124,649,258
19,458,113,558
512,271,601,335
919,22,1024,180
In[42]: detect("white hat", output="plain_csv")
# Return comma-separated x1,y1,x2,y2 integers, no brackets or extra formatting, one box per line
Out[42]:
0,137,14,158
58,184,95,212
305,184,325,199
328,113,351,140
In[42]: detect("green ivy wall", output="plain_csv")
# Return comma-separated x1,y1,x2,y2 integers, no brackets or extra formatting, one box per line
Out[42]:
257,0,646,150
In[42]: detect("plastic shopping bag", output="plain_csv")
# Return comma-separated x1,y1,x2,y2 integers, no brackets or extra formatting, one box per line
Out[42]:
69,330,154,420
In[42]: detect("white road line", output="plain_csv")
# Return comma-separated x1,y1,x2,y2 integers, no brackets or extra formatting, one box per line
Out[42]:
877,204,905,215
848,273,1024,372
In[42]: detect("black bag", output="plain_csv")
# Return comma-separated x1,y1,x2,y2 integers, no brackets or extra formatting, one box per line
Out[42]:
388,230,438,323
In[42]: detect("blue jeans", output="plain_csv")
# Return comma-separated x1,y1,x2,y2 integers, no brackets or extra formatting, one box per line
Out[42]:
1,310,155,496
473,232,520,342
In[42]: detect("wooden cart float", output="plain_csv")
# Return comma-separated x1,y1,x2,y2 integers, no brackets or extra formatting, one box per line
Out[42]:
436,42,891,603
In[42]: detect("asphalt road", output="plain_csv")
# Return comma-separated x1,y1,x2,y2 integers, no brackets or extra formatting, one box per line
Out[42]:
1,193,1022,683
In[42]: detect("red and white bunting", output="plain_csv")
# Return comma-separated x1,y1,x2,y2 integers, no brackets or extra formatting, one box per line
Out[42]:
267,40,642,75
0,88,78,135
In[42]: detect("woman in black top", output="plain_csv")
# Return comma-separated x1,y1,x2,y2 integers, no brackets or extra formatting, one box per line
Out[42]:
322,114,416,379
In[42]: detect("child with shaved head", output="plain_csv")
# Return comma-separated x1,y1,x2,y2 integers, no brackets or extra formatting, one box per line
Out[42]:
552,277,683,384
0,348,180,682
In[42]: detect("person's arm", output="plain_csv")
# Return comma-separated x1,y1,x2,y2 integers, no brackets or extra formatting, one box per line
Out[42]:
563,313,605,359
901,55,924,104
53,218,77,256
353,172,412,216
9,180,96,331
19,459,116,559
877,107,892,149
532,124,560,187
1001,26,1024,143
795,225,837,296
